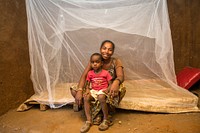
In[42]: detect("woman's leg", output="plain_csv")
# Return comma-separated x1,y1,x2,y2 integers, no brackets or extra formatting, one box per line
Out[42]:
70,88,80,111
70,86,84,111
70,89,77,98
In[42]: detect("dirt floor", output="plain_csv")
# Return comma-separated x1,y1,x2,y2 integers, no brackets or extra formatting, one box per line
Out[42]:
0,106,200,133
0,89,200,133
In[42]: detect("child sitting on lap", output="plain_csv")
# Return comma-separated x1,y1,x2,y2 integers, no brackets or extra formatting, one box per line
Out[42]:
80,53,112,133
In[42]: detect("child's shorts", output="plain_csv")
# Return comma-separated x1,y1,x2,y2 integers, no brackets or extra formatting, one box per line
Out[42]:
90,89,107,101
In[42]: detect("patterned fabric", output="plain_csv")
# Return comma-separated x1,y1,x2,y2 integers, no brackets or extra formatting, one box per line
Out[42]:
90,89,107,100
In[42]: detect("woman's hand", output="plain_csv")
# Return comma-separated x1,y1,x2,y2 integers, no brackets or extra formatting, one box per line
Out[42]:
75,91,83,107
109,80,120,97
83,89,90,97
109,88,119,97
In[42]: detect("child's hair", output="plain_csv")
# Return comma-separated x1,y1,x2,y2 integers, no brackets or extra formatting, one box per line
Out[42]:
90,53,103,61
100,40,115,51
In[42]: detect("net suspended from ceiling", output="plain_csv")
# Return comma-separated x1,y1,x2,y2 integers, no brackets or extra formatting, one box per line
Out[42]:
20,0,199,113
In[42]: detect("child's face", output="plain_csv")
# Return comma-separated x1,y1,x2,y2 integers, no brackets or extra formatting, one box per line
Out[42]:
90,55,103,71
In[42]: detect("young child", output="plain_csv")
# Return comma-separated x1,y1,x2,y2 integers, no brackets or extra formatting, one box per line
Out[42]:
80,53,112,133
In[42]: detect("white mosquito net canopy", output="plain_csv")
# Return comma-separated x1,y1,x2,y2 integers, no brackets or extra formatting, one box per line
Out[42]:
24,0,199,113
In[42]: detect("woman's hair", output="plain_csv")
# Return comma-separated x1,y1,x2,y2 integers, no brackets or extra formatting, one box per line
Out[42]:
100,40,115,51
90,53,103,61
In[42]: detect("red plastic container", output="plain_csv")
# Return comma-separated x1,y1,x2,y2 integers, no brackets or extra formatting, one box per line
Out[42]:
176,67,200,90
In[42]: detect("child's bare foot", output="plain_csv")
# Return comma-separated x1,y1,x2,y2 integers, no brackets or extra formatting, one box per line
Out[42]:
80,121,92,133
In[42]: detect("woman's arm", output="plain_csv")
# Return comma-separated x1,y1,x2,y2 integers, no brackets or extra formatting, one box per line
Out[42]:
109,58,124,97
78,62,91,88
115,66,124,83
75,62,91,106
83,81,91,97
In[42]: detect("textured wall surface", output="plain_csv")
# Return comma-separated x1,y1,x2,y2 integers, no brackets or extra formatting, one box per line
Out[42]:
0,0,200,116
0,0,34,116
168,0,200,73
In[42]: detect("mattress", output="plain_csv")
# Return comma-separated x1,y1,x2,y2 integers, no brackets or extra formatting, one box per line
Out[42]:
17,79,200,113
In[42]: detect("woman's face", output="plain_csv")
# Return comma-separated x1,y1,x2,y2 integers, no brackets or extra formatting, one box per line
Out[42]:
100,42,114,60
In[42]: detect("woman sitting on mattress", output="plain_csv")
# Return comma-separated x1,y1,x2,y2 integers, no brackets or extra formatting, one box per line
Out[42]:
70,40,126,126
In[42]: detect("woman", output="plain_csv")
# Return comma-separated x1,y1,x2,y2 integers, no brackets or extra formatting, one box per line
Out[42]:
70,40,126,129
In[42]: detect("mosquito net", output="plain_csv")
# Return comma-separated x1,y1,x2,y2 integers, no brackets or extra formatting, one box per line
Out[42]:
24,0,199,112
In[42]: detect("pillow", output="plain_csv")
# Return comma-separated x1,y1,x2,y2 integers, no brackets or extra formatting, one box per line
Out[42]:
176,66,200,90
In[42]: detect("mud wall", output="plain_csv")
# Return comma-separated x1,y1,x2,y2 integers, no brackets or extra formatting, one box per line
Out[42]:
168,0,200,72
0,0,200,116
0,0,34,116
